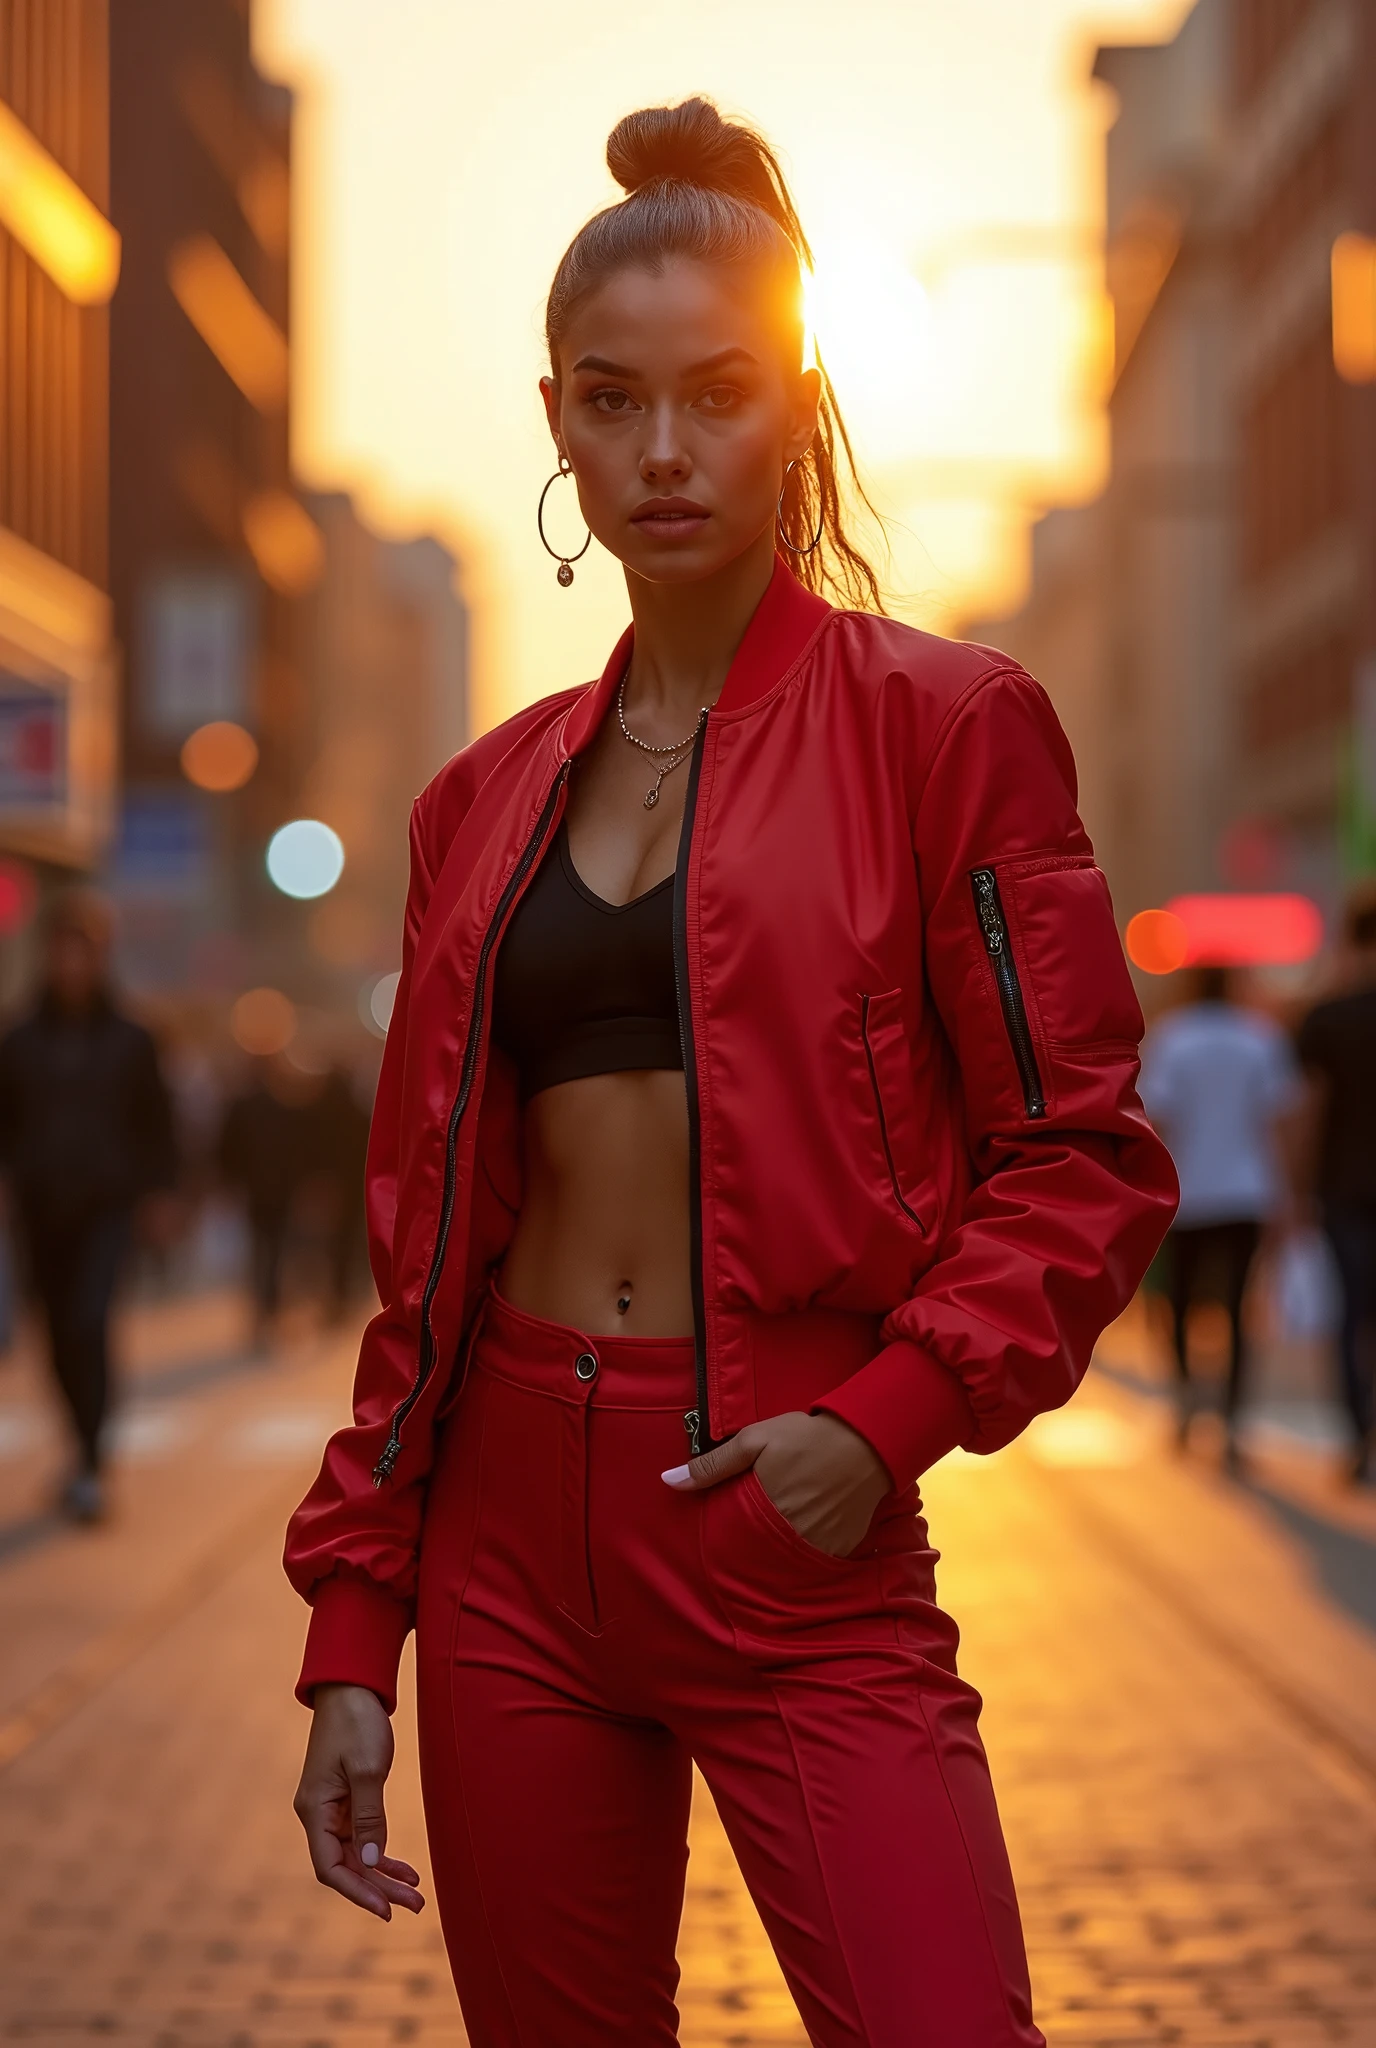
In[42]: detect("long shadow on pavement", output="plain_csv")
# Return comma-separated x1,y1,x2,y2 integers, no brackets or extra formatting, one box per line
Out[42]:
1245,1480,1376,1638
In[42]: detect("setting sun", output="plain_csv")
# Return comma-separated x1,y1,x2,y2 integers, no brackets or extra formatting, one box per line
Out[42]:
804,229,933,457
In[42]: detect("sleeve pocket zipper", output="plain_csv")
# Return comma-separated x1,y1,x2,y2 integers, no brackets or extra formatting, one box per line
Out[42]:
969,867,1047,1120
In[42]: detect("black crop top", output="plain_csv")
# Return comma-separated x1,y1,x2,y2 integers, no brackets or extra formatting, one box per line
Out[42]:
491,821,683,1099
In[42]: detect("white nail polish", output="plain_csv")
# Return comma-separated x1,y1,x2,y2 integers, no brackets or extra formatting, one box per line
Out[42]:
661,1464,692,1487
361,1841,380,1867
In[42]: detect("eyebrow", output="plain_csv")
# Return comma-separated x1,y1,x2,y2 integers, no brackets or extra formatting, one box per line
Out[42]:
570,345,760,378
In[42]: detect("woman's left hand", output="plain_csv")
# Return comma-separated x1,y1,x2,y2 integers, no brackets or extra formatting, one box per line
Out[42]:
663,1410,891,1556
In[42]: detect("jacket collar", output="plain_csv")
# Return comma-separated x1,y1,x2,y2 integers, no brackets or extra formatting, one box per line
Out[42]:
558,556,832,760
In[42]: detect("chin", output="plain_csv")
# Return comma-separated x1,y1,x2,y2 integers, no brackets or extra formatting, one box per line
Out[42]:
619,530,759,588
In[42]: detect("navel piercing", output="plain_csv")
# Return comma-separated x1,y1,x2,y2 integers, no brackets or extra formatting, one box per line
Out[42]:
616,1286,632,1316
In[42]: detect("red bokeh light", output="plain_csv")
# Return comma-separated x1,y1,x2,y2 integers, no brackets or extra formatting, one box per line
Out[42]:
1127,894,1323,972
1126,908,1190,975
0,858,37,936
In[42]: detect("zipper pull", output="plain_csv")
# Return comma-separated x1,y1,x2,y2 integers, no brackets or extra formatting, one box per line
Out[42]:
683,1409,702,1458
372,1422,402,1487
972,868,1004,954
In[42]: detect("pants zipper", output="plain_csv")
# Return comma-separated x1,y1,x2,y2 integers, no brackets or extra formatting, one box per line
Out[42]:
373,768,568,1485
969,867,1047,1121
673,725,711,1459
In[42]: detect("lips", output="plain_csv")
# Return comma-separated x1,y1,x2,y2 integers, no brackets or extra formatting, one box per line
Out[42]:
631,497,710,539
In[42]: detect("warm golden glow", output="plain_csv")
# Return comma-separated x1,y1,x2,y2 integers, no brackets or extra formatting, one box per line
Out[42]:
243,489,326,593
0,100,121,305
167,234,290,410
230,986,297,1056
239,155,292,259
181,720,260,792
1332,231,1376,385
254,0,1199,728
804,230,933,457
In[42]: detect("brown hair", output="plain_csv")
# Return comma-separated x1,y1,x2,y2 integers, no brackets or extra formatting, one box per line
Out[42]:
545,98,885,612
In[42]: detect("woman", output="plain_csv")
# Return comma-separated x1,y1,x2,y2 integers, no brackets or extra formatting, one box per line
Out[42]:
288,99,1176,2047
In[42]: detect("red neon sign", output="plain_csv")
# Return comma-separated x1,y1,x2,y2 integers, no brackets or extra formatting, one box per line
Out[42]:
1126,894,1323,973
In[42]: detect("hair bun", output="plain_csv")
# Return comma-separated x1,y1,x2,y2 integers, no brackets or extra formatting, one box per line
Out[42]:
607,98,779,215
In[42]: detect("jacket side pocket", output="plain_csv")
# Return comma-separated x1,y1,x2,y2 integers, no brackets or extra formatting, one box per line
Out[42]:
860,988,929,1233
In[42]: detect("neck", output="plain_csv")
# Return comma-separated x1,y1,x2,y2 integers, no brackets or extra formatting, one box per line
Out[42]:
621,529,777,726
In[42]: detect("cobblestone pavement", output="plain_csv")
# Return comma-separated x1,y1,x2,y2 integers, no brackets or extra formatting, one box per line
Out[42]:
1,1293,1374,2046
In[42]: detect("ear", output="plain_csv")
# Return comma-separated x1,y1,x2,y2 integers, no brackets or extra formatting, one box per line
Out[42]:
785,363,822,467
539,375,564,457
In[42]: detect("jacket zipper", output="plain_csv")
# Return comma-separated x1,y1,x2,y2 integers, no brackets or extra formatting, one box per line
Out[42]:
674,724,711,1459
969,867,1047,1121
372,768,568,1485
860,995,927,1231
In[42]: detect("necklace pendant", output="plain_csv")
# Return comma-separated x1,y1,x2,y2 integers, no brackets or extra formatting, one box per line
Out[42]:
644,786,660,809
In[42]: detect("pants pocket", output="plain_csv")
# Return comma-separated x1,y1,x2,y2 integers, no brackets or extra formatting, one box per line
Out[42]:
704,1469,892,1656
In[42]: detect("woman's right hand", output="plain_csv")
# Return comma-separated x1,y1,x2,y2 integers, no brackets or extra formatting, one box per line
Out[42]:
294,1682,425,1921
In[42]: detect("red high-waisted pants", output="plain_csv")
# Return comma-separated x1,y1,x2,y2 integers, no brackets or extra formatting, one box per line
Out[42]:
415,1287,1043,2047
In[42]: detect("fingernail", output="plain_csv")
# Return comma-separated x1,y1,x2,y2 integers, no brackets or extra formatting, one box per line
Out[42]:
361,1841,380,1867
661,1464,692,1487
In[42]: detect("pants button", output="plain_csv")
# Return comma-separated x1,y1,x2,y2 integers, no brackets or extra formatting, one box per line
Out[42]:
574,1352,598,1382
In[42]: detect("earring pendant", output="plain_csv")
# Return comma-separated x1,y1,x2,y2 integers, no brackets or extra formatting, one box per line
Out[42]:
538,456,592,588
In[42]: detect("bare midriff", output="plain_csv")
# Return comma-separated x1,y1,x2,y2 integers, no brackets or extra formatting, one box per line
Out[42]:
496,1068,694,1337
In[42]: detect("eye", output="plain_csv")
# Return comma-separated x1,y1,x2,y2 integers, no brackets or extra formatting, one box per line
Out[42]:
590,387,638,414
696,384,742,411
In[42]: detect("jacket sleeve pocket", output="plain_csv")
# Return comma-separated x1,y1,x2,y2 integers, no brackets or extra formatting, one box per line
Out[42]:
969,855,1143,1126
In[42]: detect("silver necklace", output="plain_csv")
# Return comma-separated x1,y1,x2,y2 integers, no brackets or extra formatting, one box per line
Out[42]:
617,674,708,809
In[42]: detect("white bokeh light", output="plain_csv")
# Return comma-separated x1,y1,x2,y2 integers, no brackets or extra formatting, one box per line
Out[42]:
266,819,345,899
361,969,401,1037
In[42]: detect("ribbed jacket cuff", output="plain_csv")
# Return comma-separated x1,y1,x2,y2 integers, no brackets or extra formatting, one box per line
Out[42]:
296,1572,413,1714
813,1339,976,1491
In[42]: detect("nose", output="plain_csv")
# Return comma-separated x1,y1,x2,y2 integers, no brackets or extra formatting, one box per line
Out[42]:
639,402,691,486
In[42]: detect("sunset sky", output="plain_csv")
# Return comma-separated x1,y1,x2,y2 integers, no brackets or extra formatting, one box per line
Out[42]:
254,0,1193,735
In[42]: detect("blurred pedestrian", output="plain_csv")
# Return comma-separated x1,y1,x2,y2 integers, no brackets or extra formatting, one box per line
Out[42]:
308,1066,371,1321
1140,965,1302,1469
1297,891,1376,1485
0,891,178,1521
218,1052,318,1341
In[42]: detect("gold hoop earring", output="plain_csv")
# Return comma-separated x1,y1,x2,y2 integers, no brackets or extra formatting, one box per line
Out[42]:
538,455,592,586
776,458,824,557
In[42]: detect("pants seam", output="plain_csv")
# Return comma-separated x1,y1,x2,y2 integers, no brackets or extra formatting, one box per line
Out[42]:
441,1394,527,2048
764,1677,871,2047
448,1669,528,2046
695,1492,865,2046
915,1683,1040,2045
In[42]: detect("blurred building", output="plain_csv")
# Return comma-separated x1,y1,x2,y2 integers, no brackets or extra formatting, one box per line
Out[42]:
105,0,313,992
290,493,469,1010
1226,0,1376,894
969,505,1111,863
974,0,1376,927
0,1,119,878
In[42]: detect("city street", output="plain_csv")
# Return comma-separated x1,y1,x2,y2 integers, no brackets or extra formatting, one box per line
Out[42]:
1,1291,1374,2047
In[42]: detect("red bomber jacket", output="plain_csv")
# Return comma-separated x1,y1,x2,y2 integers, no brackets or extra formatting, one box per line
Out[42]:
285,558,1177,1710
